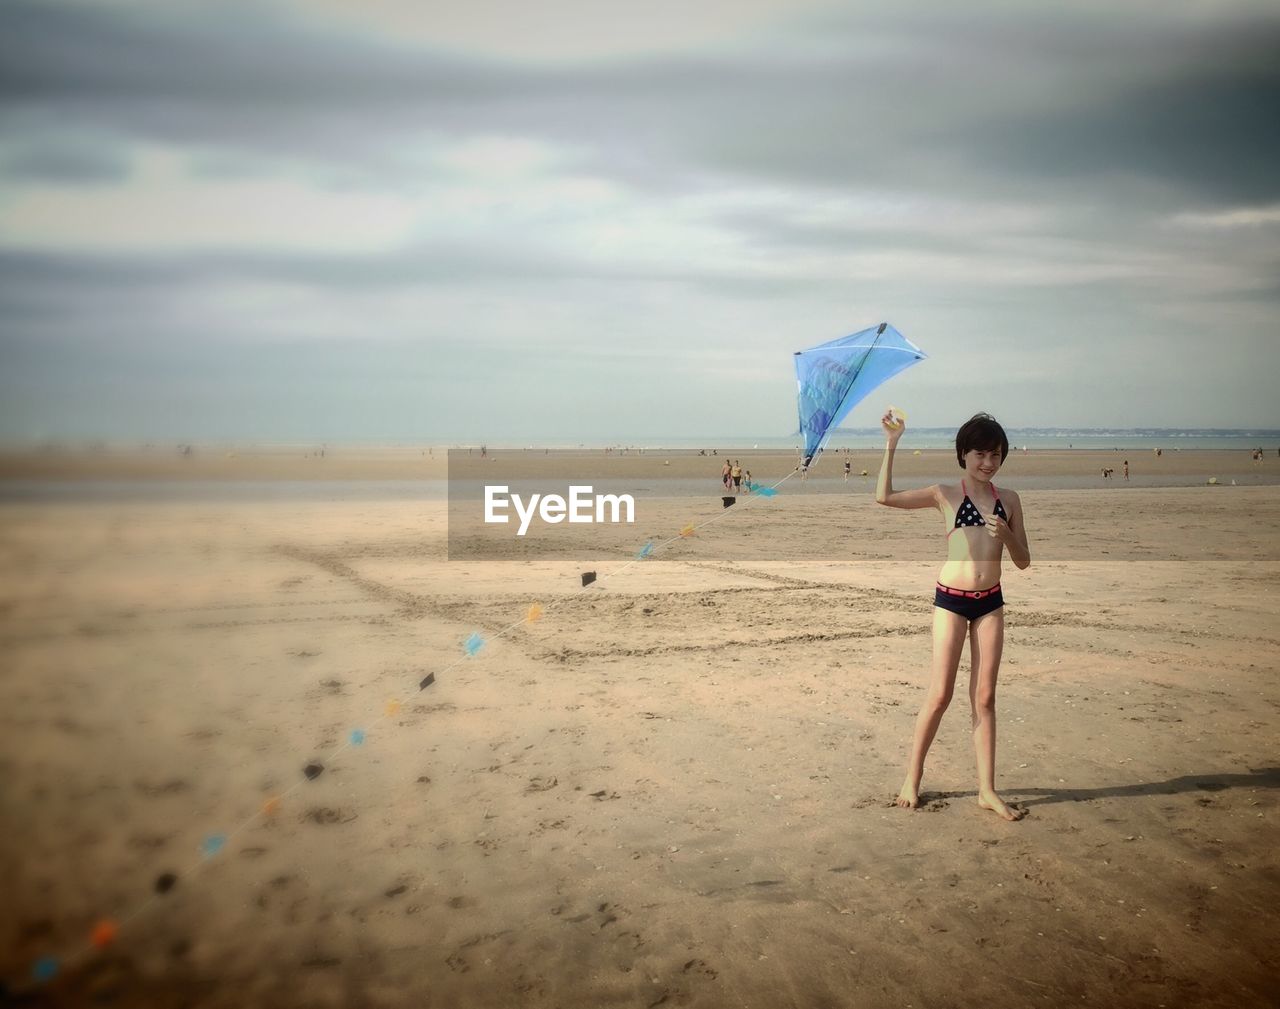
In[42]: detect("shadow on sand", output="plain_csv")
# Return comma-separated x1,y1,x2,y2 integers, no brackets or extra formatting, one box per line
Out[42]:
923,766,1280,809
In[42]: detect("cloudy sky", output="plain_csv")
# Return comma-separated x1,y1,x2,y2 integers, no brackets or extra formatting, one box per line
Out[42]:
1,0,1278,442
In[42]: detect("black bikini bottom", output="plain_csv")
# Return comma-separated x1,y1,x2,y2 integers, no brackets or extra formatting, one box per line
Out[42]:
934,582,1004,622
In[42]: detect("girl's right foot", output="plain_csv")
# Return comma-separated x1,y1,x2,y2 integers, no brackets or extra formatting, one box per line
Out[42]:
977,791,1026,821
895,782,920,809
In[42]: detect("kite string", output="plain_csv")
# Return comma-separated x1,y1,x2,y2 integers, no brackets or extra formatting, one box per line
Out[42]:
15,460,802,990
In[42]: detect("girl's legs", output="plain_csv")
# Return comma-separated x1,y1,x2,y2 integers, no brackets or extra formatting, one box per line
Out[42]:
896,607,968,808
967,608,1024,821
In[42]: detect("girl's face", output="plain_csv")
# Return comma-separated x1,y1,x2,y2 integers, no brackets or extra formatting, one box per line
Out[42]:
963,447,1004,483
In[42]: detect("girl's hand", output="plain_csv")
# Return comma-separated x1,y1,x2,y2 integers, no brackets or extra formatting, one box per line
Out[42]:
881,409,905,443
985,515,1014,543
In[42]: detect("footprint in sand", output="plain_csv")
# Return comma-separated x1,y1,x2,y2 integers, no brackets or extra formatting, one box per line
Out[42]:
127,832,174,851
134,778,189,796
303,807,357,825
513,973,548,996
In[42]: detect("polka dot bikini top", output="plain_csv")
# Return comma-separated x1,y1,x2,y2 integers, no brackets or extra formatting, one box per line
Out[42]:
950,480,1007,535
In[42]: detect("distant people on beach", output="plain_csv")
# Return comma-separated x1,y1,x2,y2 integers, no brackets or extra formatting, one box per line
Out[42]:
844,459,852,482
721,460,732,491
743,470,752,492
1123,460,1129,480
731,460,743,493
1102,467,1114,480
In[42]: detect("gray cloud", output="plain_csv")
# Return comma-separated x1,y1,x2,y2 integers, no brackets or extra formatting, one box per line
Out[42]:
0,133,132,184
4,0,1277,204
2,0,1278,438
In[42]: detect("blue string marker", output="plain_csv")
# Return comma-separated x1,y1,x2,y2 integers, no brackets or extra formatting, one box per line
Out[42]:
757,487,777,498
463,632,485,657
201,833,226,858
32,956,59,983
637,541,655,559
350,728,366,746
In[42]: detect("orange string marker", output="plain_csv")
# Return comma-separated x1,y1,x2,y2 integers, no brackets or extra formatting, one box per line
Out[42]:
90,919,119,949
526,602,543,623
679,524,695,538
262,796,282,816
386,699,401,717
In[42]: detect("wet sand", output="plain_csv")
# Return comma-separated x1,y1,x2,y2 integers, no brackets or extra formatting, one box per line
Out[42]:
1,479,1277,1007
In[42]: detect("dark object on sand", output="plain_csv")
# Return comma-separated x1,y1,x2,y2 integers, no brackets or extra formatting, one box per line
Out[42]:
581,571,597,587
155,872,178,894
303,762,324,780
722,496,736,508
419,672,436,690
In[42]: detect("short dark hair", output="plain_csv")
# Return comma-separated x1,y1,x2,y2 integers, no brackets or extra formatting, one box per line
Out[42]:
955,413,1008,468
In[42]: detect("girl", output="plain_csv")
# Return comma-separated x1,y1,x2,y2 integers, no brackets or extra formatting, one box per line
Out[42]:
875,410,1031,821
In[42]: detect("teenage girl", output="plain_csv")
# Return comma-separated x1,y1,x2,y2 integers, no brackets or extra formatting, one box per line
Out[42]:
875,410,1031,821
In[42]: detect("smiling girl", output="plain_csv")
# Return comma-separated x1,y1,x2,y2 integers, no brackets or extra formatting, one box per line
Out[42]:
875,411,1031,821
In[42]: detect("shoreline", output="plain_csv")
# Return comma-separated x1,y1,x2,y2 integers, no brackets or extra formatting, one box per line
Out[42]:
2,446,1278,494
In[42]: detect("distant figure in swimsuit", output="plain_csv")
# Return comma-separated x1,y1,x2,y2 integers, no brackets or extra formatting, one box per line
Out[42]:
731,460,743,493
844,459,852,482
1123,460,1129,480
877,410,1032,822
721,460,732,491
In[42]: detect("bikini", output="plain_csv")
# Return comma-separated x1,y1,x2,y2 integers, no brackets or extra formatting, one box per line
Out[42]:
935,480,1008,622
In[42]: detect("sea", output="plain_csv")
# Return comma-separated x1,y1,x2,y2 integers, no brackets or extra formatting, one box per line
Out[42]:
573,429,1280,452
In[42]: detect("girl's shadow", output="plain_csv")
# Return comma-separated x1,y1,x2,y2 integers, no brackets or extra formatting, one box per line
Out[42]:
1012,766,1279,808
913,767,1280,811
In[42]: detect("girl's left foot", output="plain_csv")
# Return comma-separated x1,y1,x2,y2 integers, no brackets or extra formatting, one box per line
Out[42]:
977,791,1026,821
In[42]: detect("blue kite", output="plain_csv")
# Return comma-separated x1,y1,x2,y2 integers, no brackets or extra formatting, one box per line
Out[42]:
794,322,926,469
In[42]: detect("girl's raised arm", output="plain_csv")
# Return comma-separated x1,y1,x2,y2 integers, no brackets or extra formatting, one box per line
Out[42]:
875,409,941,511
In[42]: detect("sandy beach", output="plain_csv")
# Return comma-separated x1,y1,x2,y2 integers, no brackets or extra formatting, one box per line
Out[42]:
1,450,1277,1007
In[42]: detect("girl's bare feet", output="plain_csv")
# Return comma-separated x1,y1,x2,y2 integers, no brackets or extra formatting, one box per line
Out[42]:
977,791,1025,821
895,781,920,809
